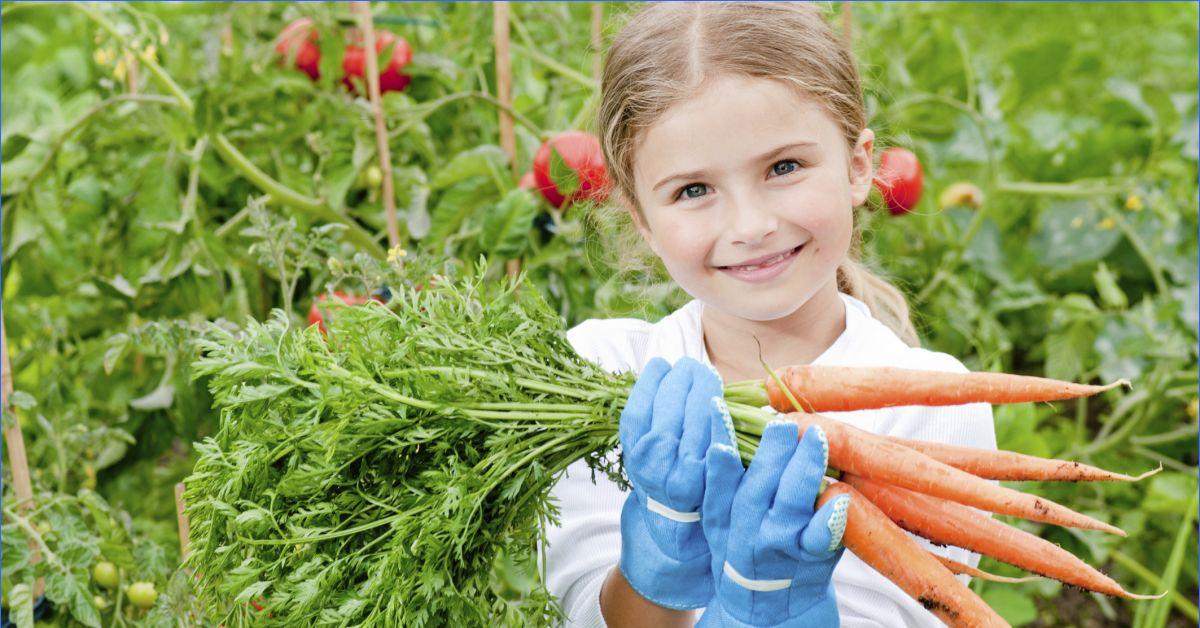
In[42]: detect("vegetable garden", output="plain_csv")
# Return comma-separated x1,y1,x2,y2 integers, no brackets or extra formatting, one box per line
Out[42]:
1,2,1196,627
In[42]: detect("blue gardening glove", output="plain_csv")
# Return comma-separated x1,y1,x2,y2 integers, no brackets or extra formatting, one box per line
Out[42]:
698,417,850,628
618,356,725,609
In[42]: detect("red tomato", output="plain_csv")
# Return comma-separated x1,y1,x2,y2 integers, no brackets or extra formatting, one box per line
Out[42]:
874,147,924,216
307,291,376,334
517,170,537,191
342,30,413,94
532,131,610,209
275,18,321,81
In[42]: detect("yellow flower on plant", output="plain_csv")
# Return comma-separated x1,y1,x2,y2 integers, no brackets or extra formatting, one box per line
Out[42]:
1098,217,1116,230
142,44,157,63
1125,195,1143,211
1070,216,1084,228
93,47,114,66
387,246,408,264
113,58,127,81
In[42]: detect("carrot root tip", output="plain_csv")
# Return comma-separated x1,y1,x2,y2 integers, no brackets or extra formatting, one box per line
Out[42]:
1131,462,1164,482
1127,591,1169,601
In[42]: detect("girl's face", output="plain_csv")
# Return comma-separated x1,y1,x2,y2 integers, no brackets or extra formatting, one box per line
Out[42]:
629,74,875,322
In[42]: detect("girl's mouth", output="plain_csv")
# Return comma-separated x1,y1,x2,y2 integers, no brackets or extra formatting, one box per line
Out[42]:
716,244,804,283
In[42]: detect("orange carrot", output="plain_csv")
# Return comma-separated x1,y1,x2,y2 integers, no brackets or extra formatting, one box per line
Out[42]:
765,365,1129,413
784,411,1125,536
843,474,1163,600
817,483,1008,627
887,436,1162,482
930,553,1043,584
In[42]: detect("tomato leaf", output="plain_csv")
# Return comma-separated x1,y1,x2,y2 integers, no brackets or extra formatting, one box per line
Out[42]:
478,188,539,259
44,570,101,628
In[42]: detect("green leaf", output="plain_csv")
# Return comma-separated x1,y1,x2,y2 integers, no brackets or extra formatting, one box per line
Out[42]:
430,145,508,191
7,390,37,410
44,570,101,628
1031,200,1122,269
129,383,175,411
478,189,540,259
548,146,580,199
1093,262,1128,309
1044,321,1093,382
1,133,31,161
1142,473,1198,514
10,581,34,628
981,586,1038,626
103,333,131,375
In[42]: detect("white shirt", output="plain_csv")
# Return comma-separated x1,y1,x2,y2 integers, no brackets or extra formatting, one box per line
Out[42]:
544,293,996,627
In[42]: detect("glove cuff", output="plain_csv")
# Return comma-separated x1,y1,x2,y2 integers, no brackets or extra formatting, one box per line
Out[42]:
619,494,713,610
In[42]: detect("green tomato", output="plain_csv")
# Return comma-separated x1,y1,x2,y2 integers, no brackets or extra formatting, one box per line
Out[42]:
365,165,383,188
127,581,158,608
93,594,109,609
35,521,51,536
93,561,119,589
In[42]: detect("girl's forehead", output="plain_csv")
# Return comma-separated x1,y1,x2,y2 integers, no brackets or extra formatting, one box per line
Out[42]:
632,75,841,185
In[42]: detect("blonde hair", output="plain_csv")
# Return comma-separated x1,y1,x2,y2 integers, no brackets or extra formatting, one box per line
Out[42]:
592,1,920,346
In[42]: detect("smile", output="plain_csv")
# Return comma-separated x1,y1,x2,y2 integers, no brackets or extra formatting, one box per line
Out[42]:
716,244,804,283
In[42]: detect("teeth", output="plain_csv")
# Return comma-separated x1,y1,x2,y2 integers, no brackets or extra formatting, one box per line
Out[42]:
734,249,792,271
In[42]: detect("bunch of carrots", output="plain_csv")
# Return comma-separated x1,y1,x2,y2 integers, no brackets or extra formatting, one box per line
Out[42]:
187,270,1163,626
722,365,1164,627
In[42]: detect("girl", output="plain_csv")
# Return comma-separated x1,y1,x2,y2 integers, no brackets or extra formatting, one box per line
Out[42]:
545,4,996,627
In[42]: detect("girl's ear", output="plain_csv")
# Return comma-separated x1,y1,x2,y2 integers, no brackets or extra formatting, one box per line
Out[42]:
848,128,876,206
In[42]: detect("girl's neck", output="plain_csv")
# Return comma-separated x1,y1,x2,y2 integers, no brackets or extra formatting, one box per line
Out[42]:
701,280,847,383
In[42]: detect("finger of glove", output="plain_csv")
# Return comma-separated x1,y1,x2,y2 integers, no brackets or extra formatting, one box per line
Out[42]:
644,358,699,453
798,494,850,561
627,431,680,492
767,425,829,524
702,443,743,565
678,362,719,460
729,422,799,542
620,357,671,452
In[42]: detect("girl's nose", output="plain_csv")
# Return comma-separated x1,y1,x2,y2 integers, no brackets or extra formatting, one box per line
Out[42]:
725,189,779,247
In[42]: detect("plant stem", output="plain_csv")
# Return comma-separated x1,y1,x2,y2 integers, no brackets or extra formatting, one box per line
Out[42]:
209,134,383,257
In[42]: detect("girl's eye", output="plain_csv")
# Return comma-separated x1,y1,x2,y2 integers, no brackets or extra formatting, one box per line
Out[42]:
771,159,800,177
677,183,709,201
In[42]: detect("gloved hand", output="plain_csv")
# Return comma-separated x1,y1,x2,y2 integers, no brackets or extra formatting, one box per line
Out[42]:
618,356,725,609
698,415,850,627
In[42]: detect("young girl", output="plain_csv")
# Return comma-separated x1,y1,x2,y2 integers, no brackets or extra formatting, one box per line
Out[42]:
545,4,996,626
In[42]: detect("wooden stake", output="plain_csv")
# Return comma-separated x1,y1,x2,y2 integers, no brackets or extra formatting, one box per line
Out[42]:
591,3,604,83
353,1,401,248
2,315,44,598
493,1,516,177
175,482,190,562
842,2,853,47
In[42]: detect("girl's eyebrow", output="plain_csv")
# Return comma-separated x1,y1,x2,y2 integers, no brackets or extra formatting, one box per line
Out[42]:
651,141,818,192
